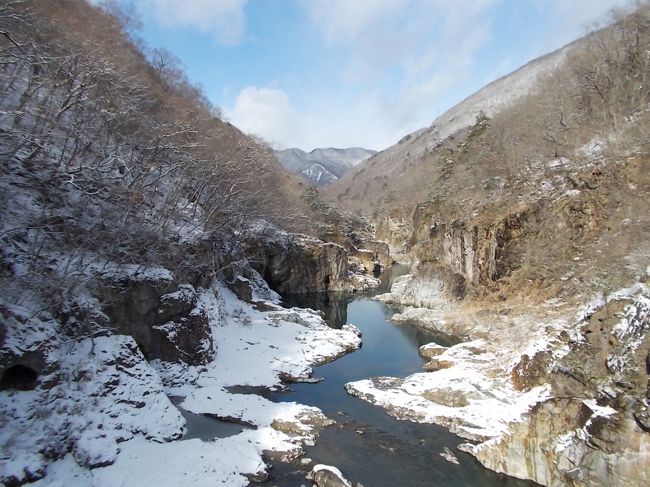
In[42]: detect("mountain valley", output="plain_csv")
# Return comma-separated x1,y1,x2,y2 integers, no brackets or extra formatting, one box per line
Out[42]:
274,147,376,187
1,2,649,487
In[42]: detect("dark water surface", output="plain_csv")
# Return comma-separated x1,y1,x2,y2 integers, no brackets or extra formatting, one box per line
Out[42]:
174,266,537,486
265,269,538,487
169,396,250,440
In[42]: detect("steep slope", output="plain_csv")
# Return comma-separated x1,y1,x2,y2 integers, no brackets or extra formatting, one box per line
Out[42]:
326,37,581,213
330,5,650,487
275,147,376,187
0,2,382,485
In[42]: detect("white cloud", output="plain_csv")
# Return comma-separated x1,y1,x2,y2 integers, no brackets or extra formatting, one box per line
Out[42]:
304,0,407,42
225,86,401,151
227,0,630,151
142,0,247,45
225,87,308,148
300,0,499,147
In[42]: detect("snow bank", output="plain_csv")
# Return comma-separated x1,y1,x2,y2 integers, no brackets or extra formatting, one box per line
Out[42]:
346,339,552,441
6,280,361,485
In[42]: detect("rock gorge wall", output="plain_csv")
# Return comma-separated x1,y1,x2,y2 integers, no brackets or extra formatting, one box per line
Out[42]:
241,229,391,295
369,157,650,486
378,201,540,308
473,287,650,486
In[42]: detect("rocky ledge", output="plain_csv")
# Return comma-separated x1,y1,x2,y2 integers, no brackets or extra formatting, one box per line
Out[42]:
350,274,649,486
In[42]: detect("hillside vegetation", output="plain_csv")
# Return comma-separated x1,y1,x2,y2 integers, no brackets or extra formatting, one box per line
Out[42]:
0,0,370,322
327,5,650,486
328,3,650,301
0,2,384,483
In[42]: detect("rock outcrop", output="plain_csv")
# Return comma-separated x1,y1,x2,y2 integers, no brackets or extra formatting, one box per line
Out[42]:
471,286,650,486
406,201,538,299
370,280,650,487
243,229,386,295
245,233,348,294
308,464,354,487
350,239,392,275
99,276,214,366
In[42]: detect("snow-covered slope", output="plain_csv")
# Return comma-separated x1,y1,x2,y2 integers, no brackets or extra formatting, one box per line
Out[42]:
429,40,577,141
274,147,376,187
329,36,582,199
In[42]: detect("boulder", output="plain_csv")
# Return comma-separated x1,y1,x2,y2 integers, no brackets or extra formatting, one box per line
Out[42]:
418,343,447,359
423,358,454,372
308,465,353,487
228,276,253,302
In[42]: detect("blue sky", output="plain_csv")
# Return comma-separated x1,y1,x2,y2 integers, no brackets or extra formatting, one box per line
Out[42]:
121,0,630,151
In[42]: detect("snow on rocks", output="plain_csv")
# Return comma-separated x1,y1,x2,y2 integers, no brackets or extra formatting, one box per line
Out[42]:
440,447,460,465
0,335,184,484
2,279,362,486
181,387,334,438
346,340,552,441
348,289,575,443
307,464,354,487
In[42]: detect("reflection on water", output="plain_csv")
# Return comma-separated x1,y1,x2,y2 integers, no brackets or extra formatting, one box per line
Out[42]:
265,265,539,487
280,263,411,330
169,396,250,441
173,264,538,486
281,292,351,329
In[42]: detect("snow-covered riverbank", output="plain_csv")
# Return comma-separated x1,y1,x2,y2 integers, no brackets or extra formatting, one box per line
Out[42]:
1,280,361,486
344,275,650,486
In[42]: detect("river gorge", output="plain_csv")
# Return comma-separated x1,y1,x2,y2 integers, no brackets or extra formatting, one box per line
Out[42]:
178,267,540,487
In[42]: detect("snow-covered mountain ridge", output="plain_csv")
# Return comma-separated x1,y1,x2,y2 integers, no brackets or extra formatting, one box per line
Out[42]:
274,147,376,187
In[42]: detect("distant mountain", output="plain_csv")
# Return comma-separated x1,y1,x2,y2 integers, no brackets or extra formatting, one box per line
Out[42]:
274,147,376,187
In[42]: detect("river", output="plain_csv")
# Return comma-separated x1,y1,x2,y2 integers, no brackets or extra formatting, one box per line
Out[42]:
177,267,538,486
262,269,538,487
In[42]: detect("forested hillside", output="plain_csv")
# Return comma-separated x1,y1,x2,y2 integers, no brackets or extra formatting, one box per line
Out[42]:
328,4,650,301
330,5,650,486
0,2,383,485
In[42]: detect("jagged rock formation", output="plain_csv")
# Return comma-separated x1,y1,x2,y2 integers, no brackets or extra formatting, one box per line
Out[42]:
275,147,376,187
242,230,383,294
473,287,650,486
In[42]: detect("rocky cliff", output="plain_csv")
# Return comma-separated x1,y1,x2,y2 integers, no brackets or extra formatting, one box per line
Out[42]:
240,229,388,295
335,6,650,486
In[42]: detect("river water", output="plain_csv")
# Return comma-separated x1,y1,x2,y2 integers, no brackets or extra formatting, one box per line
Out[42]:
177,267,538,486
264,270,538,487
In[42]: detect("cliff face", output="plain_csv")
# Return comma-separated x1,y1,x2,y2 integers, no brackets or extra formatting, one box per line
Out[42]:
406,204,534,298
368,152,650,487
241,230,386,295
473,287,650,487
245,233,349,294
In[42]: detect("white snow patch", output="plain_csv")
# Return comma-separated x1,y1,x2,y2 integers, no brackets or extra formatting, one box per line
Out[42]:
582,399,617,418
3,279,361,485
347,336,553,441
309,464,353,486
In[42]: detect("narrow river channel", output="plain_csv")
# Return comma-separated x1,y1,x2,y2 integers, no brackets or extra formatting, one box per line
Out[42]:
263,268,539,487
175,267,539,486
